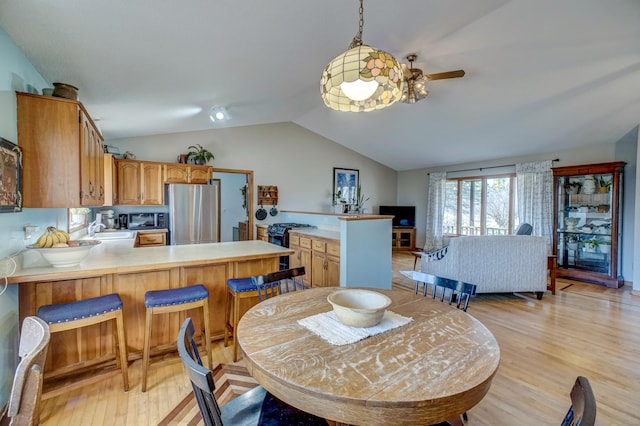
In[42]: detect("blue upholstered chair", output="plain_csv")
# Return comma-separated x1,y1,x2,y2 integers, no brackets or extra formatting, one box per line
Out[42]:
514,222,533,235
36,293,129,391
224,276,258,362
142,284,211,392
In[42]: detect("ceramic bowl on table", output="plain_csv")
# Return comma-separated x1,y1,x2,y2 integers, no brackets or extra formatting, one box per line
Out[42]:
28,240,101,267
327,289,392,328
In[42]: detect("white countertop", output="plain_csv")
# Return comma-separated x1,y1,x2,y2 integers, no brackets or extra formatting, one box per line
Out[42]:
11,240,293,283
288,227,341,241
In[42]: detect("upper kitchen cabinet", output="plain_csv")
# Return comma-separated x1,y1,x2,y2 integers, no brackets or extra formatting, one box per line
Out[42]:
17,92,105,207
552,161,625,288
116,159,164,205
164,163,212,184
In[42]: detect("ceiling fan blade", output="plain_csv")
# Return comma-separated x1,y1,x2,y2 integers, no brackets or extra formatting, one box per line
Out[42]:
425,70,465,81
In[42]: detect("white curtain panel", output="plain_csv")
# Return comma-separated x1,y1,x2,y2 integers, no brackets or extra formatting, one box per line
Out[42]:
516,160,554,252
424,172,446,251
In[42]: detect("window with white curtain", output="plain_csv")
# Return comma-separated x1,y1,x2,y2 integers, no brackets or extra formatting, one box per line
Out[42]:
443,174,519,236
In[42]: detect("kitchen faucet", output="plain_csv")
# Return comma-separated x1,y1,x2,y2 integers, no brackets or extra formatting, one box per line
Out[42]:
88,221,106,237
88,215,106,237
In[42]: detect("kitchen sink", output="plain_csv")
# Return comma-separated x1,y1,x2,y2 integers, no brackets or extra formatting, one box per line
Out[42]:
89,231,135,240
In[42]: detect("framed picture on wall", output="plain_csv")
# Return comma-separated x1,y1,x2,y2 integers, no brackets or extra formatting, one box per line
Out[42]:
333,167,359,205
0,137,22,213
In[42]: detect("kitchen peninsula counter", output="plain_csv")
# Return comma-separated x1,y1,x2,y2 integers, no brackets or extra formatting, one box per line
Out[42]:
11,240,292,283
13,240,292,379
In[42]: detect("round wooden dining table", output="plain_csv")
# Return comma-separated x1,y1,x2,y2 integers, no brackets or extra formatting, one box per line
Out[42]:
237,287,500,426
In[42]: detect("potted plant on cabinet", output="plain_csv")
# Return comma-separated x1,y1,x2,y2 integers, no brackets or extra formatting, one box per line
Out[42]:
186,144,214,165
332,189,348,213
353,184,370,213
566,234,580,251
598,176,611,193
599,239,611,254
584,238,599,253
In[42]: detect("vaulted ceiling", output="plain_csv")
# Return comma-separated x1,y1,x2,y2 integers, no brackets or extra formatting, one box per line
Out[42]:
2,0,639,171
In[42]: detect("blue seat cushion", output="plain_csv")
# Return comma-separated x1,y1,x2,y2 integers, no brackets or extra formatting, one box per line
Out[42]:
37,293,123,324
145,284,208,308
226,277,256,293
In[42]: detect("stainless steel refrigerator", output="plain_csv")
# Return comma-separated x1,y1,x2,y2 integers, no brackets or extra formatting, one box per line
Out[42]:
166,181,220,245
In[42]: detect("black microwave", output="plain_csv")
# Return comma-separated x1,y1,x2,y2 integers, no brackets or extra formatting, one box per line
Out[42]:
127,213,167,230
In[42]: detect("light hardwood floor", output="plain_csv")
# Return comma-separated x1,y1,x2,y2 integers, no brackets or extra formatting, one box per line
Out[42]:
33,252,640,425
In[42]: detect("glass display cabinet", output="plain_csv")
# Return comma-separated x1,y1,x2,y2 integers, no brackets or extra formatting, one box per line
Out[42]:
552,162,625,287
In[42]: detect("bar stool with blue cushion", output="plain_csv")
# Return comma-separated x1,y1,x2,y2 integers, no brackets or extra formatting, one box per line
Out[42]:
36,293,129,391
224,276,258,362
142,284,211,392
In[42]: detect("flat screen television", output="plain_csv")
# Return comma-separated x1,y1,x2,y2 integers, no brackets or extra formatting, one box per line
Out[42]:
379,206,416,228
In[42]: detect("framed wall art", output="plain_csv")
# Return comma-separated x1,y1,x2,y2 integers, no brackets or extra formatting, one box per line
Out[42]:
0,137,23,212
333,167,359,205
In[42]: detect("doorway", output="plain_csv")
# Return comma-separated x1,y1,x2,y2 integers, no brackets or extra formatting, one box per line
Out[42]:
213,168,254,242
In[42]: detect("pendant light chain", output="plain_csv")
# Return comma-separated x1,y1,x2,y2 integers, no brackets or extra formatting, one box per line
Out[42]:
348,0,364,49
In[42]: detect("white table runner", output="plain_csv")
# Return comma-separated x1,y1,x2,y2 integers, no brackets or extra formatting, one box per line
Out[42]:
297,310,412,346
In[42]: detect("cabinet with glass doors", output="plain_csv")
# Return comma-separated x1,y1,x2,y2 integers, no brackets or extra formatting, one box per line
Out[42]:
552,162,625,288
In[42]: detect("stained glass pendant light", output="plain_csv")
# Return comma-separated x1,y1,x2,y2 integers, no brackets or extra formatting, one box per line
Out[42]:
320,0,404,112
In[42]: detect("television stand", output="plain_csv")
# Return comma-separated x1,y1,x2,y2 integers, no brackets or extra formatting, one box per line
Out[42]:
391,227,415,251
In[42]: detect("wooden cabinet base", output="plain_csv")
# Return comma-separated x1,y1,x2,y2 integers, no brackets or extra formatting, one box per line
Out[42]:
392,228,415,251
18,256,279,382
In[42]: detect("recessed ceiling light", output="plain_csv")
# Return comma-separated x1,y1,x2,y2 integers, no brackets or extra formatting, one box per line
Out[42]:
209,106,230,123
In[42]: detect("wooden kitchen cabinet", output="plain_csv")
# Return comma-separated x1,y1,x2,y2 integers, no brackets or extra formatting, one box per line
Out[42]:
135,230,167,247
17,254,279,378
311,239,340,287
164,163,212,184
256,225,268,242
103,154,117,206
289,234,312,287
289,232,339,287
115,159,164,205
17,92,105,207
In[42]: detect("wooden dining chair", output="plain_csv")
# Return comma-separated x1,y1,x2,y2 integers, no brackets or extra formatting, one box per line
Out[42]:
7,316,51,426
561,376,596,426
251,266,306,301
177,317,328,426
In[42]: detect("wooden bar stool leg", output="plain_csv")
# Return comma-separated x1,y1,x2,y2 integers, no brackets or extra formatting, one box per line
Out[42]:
224,288,232,348
114,309,130,391
201,300,212,370
232,292,241,362
141,308,154,392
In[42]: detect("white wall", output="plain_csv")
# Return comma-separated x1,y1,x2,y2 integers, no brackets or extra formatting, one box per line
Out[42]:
400,134,638,286
108,123,398,216
0,26,50,410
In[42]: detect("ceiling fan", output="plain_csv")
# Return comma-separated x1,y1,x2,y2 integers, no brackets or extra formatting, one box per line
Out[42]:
400,54,465,104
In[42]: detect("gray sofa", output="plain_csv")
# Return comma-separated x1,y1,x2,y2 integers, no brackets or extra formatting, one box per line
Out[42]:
420,235,550,299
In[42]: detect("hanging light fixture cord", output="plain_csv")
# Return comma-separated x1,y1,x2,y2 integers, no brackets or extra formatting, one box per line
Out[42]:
348,0,364,49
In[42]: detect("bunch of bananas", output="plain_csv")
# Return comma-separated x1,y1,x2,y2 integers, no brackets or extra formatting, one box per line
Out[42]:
32,227,71,248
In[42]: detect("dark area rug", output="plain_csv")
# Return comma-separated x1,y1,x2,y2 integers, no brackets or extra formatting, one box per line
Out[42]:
158,363,259,426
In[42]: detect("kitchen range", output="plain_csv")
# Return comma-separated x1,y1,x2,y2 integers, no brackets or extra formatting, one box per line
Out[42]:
267,222,312,269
